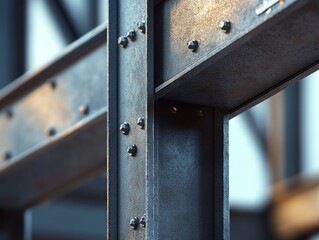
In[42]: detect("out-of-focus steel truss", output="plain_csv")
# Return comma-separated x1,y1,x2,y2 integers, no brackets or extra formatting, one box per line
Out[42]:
1,0,319,239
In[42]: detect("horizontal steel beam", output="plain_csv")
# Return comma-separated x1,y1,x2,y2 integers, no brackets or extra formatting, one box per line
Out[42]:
154,0,319,117
0,25,107,209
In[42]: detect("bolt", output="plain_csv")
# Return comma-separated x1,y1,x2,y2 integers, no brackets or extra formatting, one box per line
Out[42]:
120,122,130,135
199,106,205,116
137,21,146,33
126,29,136,41
47,127,56,137
118,36,128,48
187,40,198,52
137,117,145,129
170,105,178,114
129,217,139,229
79,105,89,116
5,109,13,119
127,144,137,157
49,79,57,89
4,151,12,161
219,19,231,33
139,215,146,227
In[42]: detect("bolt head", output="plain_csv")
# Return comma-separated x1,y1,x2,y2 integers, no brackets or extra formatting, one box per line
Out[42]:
126,29,136,41
187,40,198,52
47,127,56,136
120,122,130,135
139,215,146,227
219,19,231,32
4,151,12,161
79,105,89,116
137,21,146,33
137,117,145,129
127,144,137,157
118,36,128,48
129,217,139,229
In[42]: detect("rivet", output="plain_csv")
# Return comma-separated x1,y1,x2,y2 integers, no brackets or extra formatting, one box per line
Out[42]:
4,151,12,161
46,127,56,137
79,105,89,116
120,122,130,135
219,19,231,33
129,217,139,229
127,144,137,157
126,29,136,41
187,40,198,52
139,215,146,228
137,21,146,33
199,106,205,116
137,117,145,129
118,36,128,48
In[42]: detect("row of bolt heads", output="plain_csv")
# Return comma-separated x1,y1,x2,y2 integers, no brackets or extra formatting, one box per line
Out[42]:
120,117,145,157
118,21,146,48
130,215,146,229
118,19,231,52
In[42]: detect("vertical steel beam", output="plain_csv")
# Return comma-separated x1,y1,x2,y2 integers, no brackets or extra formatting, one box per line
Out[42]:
107,1,229,239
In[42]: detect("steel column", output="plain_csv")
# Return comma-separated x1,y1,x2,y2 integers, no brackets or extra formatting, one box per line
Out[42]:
107,0,229,238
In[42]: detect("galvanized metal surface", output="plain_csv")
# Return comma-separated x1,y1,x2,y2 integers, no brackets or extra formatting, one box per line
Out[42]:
155,0,319,117
107,0,154,239
0,26,107,209
154,101,229,239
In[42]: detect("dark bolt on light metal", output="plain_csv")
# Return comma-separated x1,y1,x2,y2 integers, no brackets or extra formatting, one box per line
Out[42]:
127,144,137,157
49,79,57,89
118,36,128,48
79,105,89,116
120,122,130,135
137,117,145,129
126,29,136,41
139,215,146,227
4,151,12,161
129,217,139,229
219,19,231,33
137,21,146,33
187,40,198,52
47,127,57,137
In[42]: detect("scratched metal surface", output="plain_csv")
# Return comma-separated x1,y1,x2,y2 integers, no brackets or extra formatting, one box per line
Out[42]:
155,0,318,116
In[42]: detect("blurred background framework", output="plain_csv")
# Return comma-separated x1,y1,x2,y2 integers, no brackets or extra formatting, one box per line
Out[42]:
0,0,319,239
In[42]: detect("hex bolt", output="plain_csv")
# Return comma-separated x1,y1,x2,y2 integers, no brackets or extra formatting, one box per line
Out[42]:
137,21,146,33
137,117,145,129
118,36,128,48
126,29,136,41
127,144,137,157
120,122,130,135
79,105,89,116
4,151,12,161
139,215,146,228
219,19,231,33
187,40,198,52
129,217,139,229
46,127,57,137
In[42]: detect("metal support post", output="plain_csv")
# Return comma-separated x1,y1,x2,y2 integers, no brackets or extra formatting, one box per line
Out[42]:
107,1,229,239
